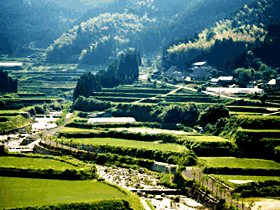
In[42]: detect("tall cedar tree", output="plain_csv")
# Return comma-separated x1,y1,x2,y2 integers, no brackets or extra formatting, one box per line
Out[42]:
0,68,18,93
73,72,101,101
117,49,140,83
97,60,120,88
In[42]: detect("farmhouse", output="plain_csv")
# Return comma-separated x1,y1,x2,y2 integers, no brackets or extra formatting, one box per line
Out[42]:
88,117,136,124
217,76,235,86
189,61,215,81
164,66,181,78
210,78,219,84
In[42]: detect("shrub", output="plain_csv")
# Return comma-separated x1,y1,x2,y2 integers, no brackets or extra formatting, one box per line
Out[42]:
72,96,111,112
198,104,230,125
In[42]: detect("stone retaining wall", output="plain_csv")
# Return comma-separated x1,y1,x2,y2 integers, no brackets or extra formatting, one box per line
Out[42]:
34,143,178,174
150,162,177,174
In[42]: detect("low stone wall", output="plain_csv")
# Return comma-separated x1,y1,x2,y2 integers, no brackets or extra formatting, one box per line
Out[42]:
34,144,178,174
150,162,177,174
21,137,35,146
33,144,97,160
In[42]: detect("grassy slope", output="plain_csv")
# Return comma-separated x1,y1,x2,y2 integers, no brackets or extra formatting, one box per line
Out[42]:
213,174,280,183
181,136,231,142
200,157,280,169
0,157,78,170
0,115,31,133
0,177,128,209
110,127,192,135
240,129,280,133
71,137,187,152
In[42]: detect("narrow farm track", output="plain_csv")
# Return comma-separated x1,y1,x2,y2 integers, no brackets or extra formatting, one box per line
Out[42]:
182,168,250,210
30,113,80,151
132,87,182,104
160,81,280,107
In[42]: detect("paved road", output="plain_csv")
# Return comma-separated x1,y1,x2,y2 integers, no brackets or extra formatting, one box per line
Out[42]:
182,167,250,210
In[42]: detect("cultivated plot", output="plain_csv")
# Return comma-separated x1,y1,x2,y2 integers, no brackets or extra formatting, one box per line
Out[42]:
0,177,127,209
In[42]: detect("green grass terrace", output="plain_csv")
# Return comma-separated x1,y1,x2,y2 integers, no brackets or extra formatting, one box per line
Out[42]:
0,156,78,170
0,177,129,209
212,174,280,188
69,137,188,152
200,157,280,170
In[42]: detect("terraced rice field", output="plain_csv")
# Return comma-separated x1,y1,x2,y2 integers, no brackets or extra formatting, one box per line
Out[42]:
111,127,193,135
229,111,263,116
238,128,280,138
0,156,78,170
71,137,188,152
213,174,280,184
227,106,279,113
200,157,280,169
180,136,232,142
0,177,128,209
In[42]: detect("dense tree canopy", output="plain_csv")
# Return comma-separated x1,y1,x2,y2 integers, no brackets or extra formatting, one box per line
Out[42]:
0,69,18,93
96,49,140,88
159,103,200,126
162,0,280,75
198,104,230,125
72,96,111,111
73,72,101,101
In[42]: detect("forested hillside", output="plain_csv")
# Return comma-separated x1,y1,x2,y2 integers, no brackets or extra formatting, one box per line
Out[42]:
45,0,255,65
2,0,279,70
162,0,280,75
0,0,138,55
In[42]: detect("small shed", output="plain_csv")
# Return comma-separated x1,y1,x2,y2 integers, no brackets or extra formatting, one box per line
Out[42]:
88,117,136,124
210,78,219,84
218,76,234,86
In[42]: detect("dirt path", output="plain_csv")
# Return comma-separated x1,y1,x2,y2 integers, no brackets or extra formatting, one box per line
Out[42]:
29,113,78,151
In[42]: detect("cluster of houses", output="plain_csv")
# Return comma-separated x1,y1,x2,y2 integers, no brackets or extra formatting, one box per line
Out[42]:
151,61,280,91
152,61,217,81
152,61,236,85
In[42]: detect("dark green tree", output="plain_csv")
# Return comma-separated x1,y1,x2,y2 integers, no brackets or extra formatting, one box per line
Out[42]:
198,104,230,125
159,103,200,127
117,49,140,83
260,94,268,104
234,68,253,84
0,68,18,93
97,60,120,88
73,72,101,101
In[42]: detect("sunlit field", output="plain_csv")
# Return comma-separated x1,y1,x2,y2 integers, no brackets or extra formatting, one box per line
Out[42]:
0,177,127,209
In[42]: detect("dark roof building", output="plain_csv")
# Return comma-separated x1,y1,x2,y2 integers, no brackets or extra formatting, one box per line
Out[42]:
164,66,181,78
